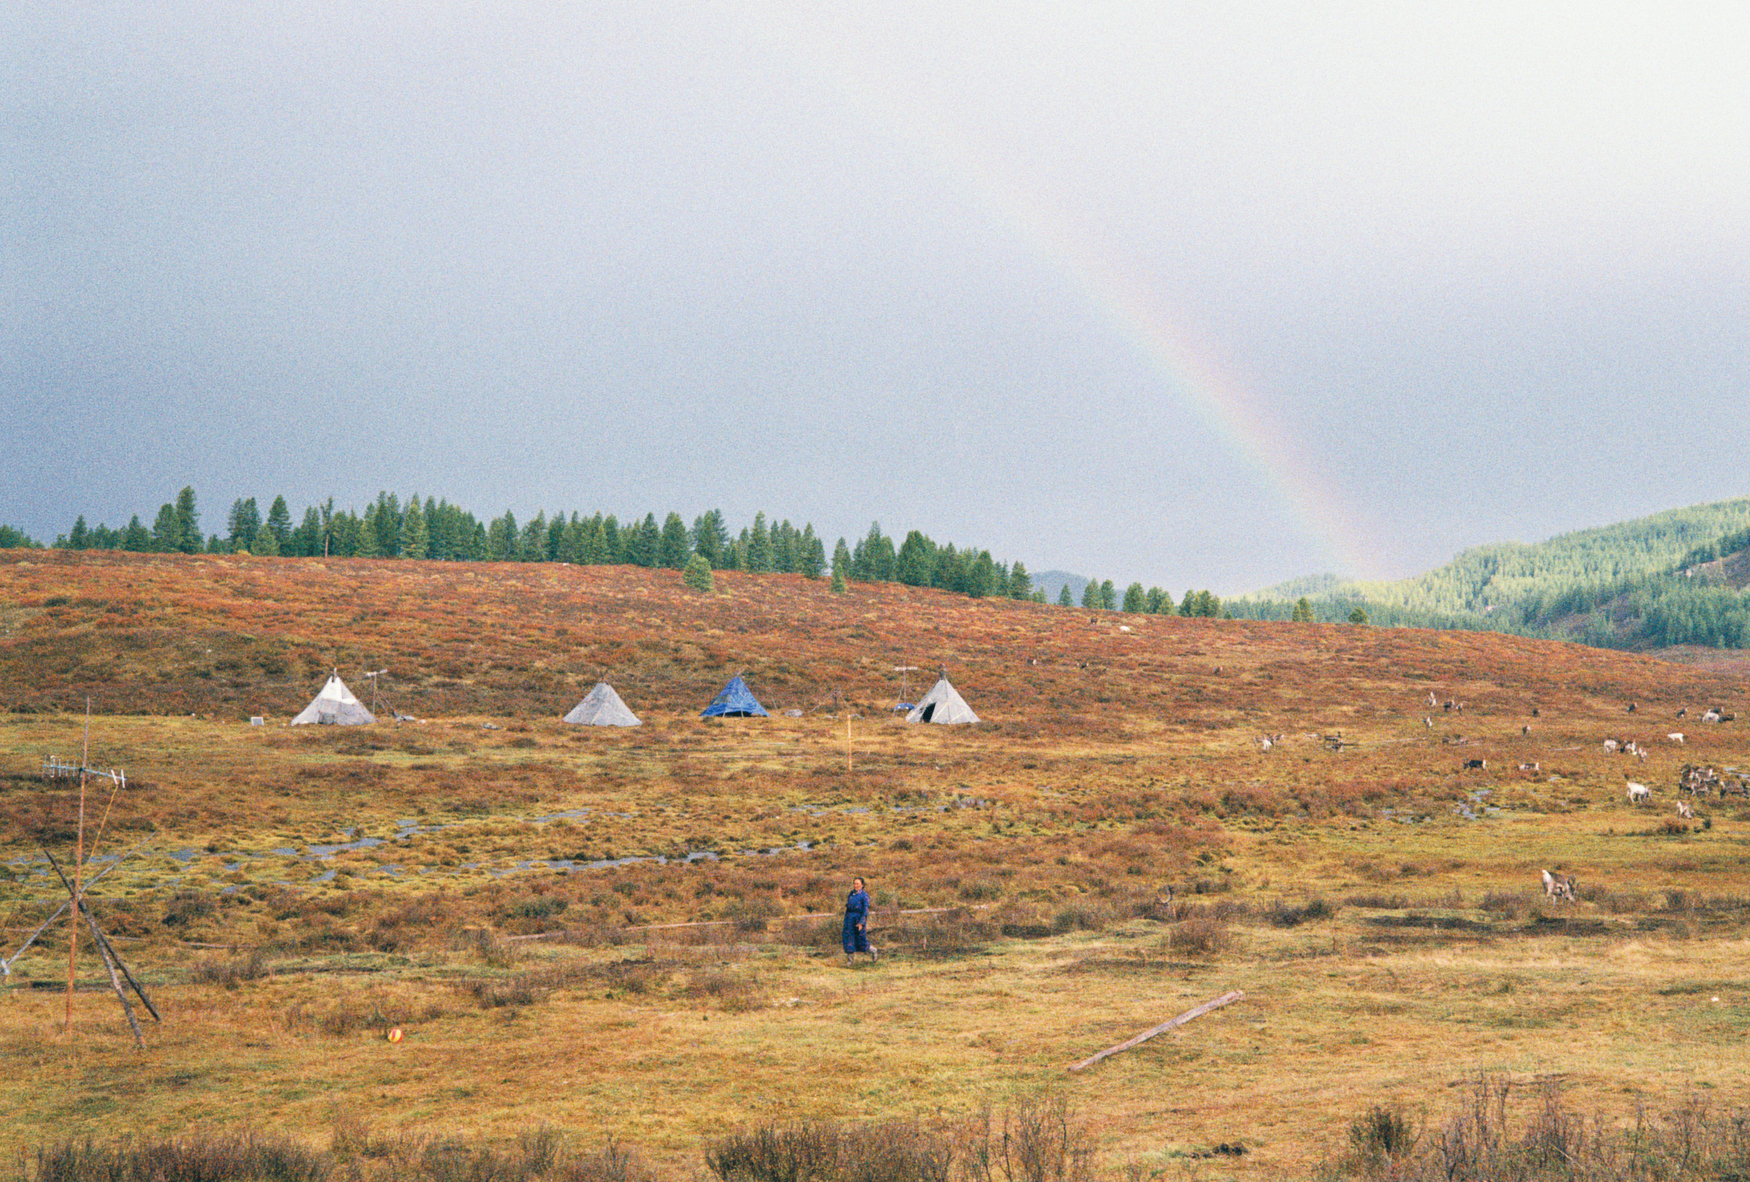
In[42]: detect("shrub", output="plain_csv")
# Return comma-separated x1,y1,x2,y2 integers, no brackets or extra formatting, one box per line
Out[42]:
1166,916,1228,957
1268,896,1337,927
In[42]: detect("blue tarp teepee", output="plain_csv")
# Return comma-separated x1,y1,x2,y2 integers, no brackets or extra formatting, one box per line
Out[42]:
701,675,769,718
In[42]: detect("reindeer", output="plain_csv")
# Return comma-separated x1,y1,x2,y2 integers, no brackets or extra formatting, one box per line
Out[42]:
1541,869,1578,902
1676,799,1694,820
1668,732,1685,744
1626,781,1651,804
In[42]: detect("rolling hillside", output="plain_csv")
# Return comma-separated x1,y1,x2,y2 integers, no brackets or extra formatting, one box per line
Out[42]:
5,550,1750,1178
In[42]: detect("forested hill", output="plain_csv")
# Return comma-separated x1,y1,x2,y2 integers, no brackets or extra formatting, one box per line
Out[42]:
1240,497,1750,650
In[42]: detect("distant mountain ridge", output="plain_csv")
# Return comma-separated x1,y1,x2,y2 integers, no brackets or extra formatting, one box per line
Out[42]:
1238,496,1750,650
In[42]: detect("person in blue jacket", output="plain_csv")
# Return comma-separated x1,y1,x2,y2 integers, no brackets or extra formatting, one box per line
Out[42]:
842,875,876,963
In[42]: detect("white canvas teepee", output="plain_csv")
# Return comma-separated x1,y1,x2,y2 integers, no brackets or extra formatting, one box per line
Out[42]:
905,676,979,725
291,673,376,725
563,682,642,727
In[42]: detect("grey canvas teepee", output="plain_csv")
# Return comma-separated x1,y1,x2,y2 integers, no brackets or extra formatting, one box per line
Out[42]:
291,673,376,725
563,682,642,727
905,676,979,725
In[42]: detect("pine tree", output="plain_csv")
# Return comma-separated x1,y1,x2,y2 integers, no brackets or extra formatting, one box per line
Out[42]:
253,525,280,556
683,553,714,593
799,524,825,579
293,508,321,557
1292,596,1315,623
122,515,151,552
747,511,773,573
831,568,847,594
400,495,429,559
1179,590,1197,617
487,511,518,561
1100,580,1117,610
1123,582,1146,612
896,530,935,586
1057,584,1073,607
152,503,181,552
1008,560,1032,600
1348,606,1369,624
265,496,292,548
691,510,727,569
967,551,998,598
831,537,851,582
68,516,90,550
175,487,201,553
227,497,260,552
1082,580,1100,609
632,513,660,567
660,512,691,569
521,512,548,562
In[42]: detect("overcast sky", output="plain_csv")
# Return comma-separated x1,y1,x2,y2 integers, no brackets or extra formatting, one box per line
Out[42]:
6,2,1748,593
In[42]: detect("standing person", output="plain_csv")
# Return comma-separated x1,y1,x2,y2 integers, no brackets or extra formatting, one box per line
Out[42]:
842,875,876,963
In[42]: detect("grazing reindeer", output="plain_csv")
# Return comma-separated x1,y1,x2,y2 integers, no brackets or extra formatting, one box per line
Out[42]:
1676,799,1694,819
1541,869,1577,902
1463,758,1486,770
1603,738,1619,753
1668,732,1685,744
1427,691,1439,708
1626,781,1651,804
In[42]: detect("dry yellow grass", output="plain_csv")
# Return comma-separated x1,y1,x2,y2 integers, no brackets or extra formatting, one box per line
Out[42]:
3,551,1749,1179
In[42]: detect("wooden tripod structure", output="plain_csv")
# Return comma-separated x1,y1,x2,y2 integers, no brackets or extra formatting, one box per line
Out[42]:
4,704,162,1047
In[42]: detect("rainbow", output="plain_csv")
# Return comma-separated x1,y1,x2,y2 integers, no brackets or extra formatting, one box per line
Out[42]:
927,141,1382,583
731,14,1386,582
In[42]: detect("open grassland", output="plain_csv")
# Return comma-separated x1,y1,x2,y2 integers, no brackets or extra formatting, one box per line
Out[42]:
3,550,1749,1180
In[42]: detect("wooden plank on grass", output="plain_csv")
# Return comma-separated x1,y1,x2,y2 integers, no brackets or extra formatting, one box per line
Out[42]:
1068,989,1244,1072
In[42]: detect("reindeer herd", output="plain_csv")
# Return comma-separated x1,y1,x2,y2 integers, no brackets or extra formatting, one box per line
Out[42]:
1423,691,1744,906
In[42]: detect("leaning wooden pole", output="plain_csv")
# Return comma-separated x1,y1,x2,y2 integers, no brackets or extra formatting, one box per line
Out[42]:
65,702,91,1034
1068,990,1245,1072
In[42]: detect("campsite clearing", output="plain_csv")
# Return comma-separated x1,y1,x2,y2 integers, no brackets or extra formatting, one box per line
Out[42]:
2,550,1750,1179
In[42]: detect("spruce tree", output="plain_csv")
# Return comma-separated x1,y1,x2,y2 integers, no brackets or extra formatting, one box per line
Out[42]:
227,497,260,551
831,537,851,583
748,511,773,573
400,495,429,559
293,508,321,557
691,510,727,568
521,512,548,562
1008,560,1032,600
683,553,714,593
1057,584,1073,607
175,486,201,553
660,512,691,569
265,496,293,548
1100,580,1117,610
1082,580,1101,609
1123,582,1146,612
1292,596,1315,623
799,525,825,579
152,503,180,551
253,525,280,556
123,515,151,552
68,516,90,550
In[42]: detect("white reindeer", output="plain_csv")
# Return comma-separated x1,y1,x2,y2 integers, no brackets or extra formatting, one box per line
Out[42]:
1626,781,1651,804
1676,799,1694,819
1668,732,1685,744
1541,869,1577,902
1603,739,1619,753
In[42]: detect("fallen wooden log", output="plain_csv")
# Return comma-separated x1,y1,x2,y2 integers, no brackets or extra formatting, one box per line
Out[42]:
1068,989,1244,1072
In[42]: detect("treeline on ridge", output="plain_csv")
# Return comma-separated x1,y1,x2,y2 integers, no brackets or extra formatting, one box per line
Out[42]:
8,487,1234,614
